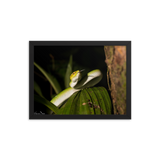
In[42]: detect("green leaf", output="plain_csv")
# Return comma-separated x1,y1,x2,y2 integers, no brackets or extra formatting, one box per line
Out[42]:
34,62,62,94
56,104,65,115
57,92,79,115
34,81,44,97
64,55,72,88
80,89,94,115
92,87,107,114
98,87,112,114
57,87,112,115
86,88,101,115
78,90,91,115
34,94,59,114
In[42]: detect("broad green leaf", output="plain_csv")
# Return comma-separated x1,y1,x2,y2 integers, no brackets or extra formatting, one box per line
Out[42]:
65,55,72,88
79,91,90,115
56,103,65,115
57,92,79,115
70,92,80,114
56,87,112,115
81,89,94,115
86,88,101,115
56,100,70,115
99,87,112,114
92,87,107,114
34,94,59,114
34,81,44,97
60,92,80,115
34,62,61,94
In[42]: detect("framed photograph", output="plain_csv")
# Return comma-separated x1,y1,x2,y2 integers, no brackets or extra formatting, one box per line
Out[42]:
29,41,131,119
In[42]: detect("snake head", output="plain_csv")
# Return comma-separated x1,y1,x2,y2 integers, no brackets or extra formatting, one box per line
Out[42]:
70,69,85,82
70,70,80,82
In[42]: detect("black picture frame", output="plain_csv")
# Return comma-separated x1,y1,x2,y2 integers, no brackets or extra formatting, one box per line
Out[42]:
29,41,131,119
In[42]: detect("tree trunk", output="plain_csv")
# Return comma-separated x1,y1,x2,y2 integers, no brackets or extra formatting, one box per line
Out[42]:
104,46,126,115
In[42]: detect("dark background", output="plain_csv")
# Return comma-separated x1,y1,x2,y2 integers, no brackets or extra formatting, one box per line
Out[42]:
34,46,109,113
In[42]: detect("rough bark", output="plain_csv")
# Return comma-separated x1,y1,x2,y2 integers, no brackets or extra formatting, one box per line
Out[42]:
104,46,126,115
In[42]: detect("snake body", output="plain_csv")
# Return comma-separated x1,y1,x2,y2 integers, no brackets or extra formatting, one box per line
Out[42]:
50,69,103,107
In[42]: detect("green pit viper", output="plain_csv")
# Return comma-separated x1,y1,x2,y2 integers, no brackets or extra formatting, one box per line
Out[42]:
50,69,103,107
